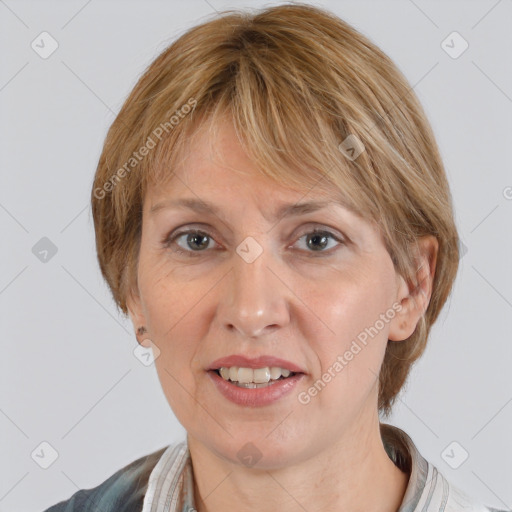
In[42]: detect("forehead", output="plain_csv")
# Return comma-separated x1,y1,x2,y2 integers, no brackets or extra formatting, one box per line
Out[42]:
147,115,349,210
147,161,356,229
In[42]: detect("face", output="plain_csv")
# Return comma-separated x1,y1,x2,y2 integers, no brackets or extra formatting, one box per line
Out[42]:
128,117,424,469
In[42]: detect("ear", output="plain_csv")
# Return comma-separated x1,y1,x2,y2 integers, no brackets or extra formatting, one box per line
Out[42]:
126,286,149,345
388,235,438,342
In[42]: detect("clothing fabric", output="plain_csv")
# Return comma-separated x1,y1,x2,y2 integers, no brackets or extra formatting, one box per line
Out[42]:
43,424,509,512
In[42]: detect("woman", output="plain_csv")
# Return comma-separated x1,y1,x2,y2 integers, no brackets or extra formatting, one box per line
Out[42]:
44,3,507,512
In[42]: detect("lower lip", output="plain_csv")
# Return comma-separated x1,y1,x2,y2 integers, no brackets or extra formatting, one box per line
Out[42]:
207,370,304,407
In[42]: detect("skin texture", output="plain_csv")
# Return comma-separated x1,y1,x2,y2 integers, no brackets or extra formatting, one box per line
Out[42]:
127,117,438,512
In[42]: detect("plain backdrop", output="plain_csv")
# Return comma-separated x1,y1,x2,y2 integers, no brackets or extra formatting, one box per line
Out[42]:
1,1,511,511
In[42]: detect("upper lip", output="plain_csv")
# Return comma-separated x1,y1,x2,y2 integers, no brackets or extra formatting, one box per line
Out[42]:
208,355,306,373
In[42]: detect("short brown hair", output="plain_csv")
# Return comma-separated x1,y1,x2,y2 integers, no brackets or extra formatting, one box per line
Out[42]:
91,3,460,417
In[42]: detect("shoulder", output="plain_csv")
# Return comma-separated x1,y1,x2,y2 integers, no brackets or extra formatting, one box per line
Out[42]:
415,456,510,512
42,444,172,512
380,424,509,512
443,478,510,512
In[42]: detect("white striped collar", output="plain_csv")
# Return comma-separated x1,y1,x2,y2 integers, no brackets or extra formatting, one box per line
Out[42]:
141,441,194,512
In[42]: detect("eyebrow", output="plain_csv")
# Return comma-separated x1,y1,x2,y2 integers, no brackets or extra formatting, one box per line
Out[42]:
149,197,340,222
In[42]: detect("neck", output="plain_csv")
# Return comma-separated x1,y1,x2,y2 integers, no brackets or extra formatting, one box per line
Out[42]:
187,418,410,512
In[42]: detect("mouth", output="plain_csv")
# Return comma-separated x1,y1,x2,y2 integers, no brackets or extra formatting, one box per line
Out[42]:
211,366,299,388
206,355,306,406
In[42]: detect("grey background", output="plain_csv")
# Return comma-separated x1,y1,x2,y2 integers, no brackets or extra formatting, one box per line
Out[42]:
1,1,511,511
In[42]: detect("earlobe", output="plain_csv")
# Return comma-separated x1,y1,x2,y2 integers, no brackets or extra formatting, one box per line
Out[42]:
388,236,438,342
126,288,149,344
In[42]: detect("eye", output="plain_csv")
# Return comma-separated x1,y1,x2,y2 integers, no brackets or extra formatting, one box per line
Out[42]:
292,228,344,255
163,229,218,257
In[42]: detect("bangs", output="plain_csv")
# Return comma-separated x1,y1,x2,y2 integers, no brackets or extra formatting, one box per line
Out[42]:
141,54,379,228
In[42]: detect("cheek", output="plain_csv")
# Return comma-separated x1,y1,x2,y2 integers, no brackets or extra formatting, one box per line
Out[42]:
300,265,395,391
145,273,208,418
138,260,210,374
139,250,207,329
305,264,394,343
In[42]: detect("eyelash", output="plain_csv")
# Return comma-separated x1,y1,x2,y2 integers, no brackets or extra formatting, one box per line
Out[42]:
162,226,345,258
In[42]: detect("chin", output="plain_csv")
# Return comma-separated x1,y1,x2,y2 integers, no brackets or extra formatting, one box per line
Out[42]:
203,428,316,470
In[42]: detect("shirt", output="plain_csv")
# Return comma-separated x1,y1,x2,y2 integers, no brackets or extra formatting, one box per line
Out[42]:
43,423,510,512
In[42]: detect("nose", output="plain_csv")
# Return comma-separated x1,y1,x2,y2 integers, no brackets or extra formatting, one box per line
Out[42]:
218,246,291,339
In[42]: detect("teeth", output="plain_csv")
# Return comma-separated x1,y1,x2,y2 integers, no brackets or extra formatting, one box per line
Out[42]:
253,368,271,384
269,367,281,380
216,366,295,384
228,367,238,381
237,367,253,384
